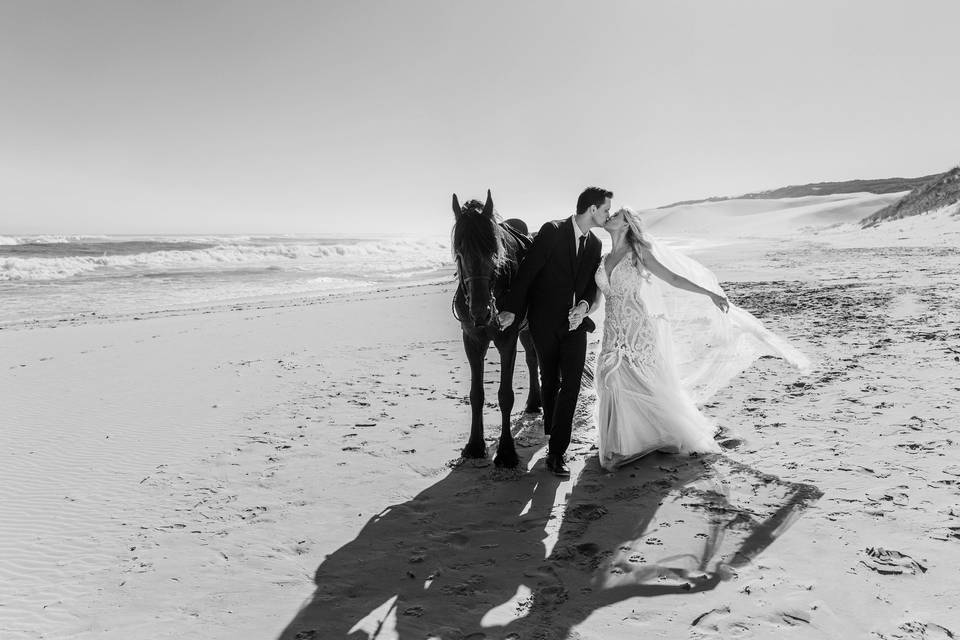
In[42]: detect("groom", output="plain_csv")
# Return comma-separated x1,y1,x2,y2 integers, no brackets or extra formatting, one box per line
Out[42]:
498,187,610,477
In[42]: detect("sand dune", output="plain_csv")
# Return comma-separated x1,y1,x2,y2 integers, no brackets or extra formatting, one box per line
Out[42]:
641,192,905,240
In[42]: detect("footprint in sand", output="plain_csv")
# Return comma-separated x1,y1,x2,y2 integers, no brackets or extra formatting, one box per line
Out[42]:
691,605,732,628
567,503,608,522
719,437,744,450
928,527,960,541
774,609,814,627
897,621,956,640
859,547,927,575
535,584,568,608
865,486,910,506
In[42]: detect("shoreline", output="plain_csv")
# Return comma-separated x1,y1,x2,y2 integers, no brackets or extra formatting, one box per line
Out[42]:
0,270,457,333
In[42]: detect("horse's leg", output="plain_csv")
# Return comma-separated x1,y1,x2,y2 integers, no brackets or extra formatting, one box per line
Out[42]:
461,329,489,459
493,330,519,469
519,327,542,414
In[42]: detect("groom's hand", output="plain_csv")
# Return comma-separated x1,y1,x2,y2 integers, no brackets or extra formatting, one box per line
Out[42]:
567,301,588,331
497,311,515,329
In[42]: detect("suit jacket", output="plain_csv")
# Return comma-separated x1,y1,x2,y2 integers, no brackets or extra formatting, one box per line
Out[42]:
502,217,602,334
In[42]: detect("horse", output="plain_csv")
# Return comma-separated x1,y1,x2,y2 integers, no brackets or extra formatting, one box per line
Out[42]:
451,189,541,468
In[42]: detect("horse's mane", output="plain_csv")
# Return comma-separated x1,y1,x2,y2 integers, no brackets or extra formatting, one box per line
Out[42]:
451,200,510,272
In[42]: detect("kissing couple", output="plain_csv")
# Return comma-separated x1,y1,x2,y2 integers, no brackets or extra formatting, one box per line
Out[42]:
497,187,810,477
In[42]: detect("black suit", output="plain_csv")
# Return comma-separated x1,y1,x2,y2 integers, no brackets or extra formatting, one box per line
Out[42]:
503,217,602,458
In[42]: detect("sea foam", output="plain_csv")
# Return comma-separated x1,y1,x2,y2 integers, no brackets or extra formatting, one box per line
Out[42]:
0,237,451,282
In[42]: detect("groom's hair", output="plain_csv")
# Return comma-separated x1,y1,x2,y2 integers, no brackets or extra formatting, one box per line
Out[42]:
576,187,613,215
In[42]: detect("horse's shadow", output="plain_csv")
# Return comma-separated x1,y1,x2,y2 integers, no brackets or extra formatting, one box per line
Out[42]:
278,426,821,640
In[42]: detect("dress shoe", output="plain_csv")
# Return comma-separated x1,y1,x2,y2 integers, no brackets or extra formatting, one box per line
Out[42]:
546,453,570,478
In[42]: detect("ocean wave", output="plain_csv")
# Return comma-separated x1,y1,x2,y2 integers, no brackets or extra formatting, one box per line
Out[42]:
0,234,113,245
0,238,452,282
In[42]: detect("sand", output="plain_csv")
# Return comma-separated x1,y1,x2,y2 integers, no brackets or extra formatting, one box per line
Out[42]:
2,193,959,639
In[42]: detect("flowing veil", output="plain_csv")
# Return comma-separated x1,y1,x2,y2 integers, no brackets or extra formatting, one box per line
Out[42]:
638,230,812,405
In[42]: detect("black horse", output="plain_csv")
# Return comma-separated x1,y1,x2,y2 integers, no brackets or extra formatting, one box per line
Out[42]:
452,190,540,468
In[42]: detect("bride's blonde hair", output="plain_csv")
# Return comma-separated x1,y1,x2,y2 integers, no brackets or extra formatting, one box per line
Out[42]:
618,207,652,266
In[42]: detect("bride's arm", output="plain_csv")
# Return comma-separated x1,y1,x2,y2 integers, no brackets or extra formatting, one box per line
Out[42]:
586,290,603,314
640,248,729,312
568,289,603,330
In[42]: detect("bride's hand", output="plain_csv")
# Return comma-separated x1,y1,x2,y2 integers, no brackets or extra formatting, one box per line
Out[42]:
711,293,730,313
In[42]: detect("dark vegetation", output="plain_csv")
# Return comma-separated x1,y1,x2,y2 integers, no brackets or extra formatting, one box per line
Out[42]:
660,174,940,209
860,167,960,227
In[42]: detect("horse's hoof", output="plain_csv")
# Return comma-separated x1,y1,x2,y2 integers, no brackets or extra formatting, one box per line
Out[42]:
524,405,542,415
494,449,519,469
461,443,487,459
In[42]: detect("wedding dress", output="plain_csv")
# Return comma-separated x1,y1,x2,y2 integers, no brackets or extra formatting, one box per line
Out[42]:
594,236,811,471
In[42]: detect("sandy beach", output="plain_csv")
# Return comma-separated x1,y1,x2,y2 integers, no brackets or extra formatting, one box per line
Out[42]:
3,194,959,639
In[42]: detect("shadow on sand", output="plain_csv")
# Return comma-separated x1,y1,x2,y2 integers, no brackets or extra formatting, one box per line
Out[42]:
278,417,821,639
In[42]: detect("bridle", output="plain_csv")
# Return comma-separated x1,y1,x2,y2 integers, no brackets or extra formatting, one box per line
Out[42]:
453,253,500,327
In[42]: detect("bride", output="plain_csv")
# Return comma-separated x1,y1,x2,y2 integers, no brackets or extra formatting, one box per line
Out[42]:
591,207,810,471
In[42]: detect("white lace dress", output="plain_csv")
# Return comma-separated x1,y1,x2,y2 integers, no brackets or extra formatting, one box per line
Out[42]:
595,255,722,470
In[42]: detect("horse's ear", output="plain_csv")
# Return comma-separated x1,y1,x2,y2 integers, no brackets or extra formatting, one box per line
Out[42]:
451,194,461,220
482,189,494,218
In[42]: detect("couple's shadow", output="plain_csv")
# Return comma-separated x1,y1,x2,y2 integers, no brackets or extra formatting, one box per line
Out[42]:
278,427,821,639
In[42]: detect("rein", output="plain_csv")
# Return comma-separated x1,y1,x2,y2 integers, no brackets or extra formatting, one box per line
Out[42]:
453,263,505,328
451,220,529,329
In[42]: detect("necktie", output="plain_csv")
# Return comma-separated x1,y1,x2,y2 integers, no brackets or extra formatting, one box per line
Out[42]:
575,234,587,306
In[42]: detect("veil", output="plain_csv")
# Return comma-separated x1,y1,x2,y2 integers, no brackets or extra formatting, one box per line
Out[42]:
631,221,812,405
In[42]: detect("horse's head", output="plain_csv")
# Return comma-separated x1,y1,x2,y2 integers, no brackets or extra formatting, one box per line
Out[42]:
452,189,507,328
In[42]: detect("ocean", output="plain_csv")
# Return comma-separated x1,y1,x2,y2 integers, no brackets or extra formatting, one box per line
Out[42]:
0,234,454,326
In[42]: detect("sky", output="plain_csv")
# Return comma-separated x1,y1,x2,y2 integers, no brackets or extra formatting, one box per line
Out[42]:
2,0,959,235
